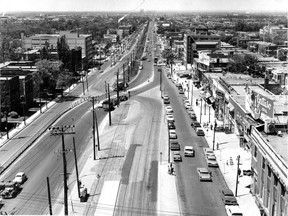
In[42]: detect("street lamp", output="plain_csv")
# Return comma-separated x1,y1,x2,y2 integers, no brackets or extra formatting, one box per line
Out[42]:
212,119,217,150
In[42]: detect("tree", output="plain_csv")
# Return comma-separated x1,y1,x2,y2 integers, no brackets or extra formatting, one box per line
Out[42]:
278,49,287,61
228,54,258,74
162,48,176,75
34,60,63,97
57,35,70,70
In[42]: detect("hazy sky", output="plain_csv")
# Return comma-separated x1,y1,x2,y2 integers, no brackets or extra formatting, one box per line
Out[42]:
1,0,288,13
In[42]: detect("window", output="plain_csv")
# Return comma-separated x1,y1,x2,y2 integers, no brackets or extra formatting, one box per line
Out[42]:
262,158,266,169
268,166,272,177
254,146,258,158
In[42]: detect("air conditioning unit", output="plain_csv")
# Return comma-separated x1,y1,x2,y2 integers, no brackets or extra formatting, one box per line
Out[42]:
264,119,276,134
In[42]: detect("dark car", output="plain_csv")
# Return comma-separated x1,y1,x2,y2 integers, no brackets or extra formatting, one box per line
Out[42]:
168,122,176,130
188,112,197,120
196,128,205,136
170,140,180,151
179,89,184,94
220,189,238,205
191,121,201,129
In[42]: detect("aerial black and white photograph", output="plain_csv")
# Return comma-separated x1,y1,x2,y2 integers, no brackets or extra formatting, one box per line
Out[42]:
0,0,287,215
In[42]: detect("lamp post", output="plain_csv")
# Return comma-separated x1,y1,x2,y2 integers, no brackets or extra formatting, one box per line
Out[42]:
212,119,217,150
235,155,241,197
200,98,203,124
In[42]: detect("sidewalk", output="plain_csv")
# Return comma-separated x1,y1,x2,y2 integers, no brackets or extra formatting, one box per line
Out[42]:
174,72,261,216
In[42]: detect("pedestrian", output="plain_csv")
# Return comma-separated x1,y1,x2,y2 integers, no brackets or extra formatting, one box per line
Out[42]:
170,166,174,175
128,91,131,98
210,124,213,130
238,168,241,177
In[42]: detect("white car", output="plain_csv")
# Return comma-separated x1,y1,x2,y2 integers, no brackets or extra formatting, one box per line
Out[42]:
206,155,219,167
225,205,243,216
13,172,27,184
185,104,191,110
165,106,173,114
197,168,212,182
184,146,195,157
166,114,174,123
169,130,177,139
203,148,214,156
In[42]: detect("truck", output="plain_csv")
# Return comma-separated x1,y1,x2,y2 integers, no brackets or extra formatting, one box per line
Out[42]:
1,182,21,199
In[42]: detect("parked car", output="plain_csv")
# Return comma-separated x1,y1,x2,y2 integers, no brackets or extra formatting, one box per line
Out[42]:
170,141,180,151
179,89,184,94
191,121,201,129
166,114,174,123
196,128,205,136
225,205,243,216
13,172,27,184
168,122,176,130
163,97,170,104
165,105,173,113
197,168,212,182
173,151,182,162
220,189,238,206
99,70,104,73
169,130,177,139
185,104,191,109
188,112,197,120
184,146,195,157
203,148,214,157
206,155,219,167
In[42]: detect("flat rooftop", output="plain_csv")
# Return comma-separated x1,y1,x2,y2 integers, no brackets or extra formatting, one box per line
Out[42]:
260,131,288,164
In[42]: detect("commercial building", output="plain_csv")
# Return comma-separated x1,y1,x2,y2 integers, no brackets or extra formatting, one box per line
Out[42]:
21,31,93,63
200,71,288,216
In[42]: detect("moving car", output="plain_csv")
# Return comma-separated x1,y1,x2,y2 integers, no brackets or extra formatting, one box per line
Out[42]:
220,189,238,206
99,70,104,73
170,141,180,151
197,168,212,182
173,151,182,162
166,114,174,123
191,121,201,129
196,128,205,136
184,146,195,157
13,172,27,184
225,205,243,216
169,130,177,139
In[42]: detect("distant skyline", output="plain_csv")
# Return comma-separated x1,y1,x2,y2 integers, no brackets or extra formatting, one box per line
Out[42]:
1,0,288,14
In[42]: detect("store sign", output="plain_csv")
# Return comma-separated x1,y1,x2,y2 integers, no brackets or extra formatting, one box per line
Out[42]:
247,89,274,118
198,52,210,66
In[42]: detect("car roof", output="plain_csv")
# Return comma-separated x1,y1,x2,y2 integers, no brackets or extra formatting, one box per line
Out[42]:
170,140,179,145
221,188,234,196
225,205,243,213
184,146,193,150
198,167,209,172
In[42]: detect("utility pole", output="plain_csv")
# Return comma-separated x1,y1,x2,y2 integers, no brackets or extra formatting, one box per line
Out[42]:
191,83,193,106
105,81,107,99
91,97,96,160
90,96,101,157
123,63,126,89
107,83,112,126
47,177,53,215
235,155,241,197
49,125,75,216
117,68,120,105
212,119,217,150
73,137,80,198
200,98,203,124
86,71,89,92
